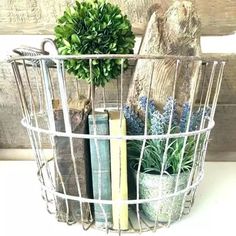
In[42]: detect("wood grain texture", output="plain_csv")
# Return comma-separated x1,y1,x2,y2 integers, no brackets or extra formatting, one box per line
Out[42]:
194,54,236,105
127,0,201,110
215,55,236,104
1,56,236,156
1,0,236,36
0,60,133,148
208,105,236,152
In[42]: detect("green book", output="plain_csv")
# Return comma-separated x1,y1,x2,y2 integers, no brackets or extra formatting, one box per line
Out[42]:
88,112,112,228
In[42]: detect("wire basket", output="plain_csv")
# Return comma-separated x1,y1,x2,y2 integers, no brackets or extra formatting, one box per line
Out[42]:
9,40,225,234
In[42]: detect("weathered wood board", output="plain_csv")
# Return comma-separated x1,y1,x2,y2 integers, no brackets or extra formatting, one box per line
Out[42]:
1,0,236,36
1,55,236,157
127,0,201,111
216,55,236,104
208,105,236,152
0,60,132,148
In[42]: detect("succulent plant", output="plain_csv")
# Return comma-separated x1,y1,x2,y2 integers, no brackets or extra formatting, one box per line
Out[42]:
54,0,135,87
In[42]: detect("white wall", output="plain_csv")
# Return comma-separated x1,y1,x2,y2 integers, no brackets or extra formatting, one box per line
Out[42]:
1,33,236,61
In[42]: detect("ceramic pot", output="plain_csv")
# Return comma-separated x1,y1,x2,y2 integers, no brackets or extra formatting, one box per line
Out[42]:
134,170,190,223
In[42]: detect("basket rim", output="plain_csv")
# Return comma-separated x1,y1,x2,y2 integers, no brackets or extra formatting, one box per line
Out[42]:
8,53,227,63
21,114,215,140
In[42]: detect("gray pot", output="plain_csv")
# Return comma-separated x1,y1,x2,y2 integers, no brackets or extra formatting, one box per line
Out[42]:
134,171,190,223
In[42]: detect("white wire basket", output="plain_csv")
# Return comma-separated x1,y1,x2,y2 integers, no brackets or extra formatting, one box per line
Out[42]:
9,40,225,234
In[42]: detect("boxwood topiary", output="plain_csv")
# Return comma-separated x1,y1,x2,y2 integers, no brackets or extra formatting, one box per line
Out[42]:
54,0,135,87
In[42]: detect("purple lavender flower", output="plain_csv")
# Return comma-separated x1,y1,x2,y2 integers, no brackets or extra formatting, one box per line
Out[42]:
139,96,147,111
190,111,202,131
139,96,157,116
124,97,211,135
150,111,165,135
190,107,211,131
163,97,179,126
180,102,190,132
148,99,156,114
179,104,212,132
123,105,144,135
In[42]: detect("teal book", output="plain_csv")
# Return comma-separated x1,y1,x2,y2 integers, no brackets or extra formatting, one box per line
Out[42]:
88,112,112,228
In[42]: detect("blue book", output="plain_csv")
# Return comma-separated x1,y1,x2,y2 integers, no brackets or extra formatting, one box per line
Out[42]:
88,112,112,228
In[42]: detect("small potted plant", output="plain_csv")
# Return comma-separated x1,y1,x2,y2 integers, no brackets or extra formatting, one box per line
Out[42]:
124,96,208,223
53,0,135,225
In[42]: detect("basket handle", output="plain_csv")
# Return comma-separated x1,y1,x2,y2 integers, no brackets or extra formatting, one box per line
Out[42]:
40,38,58,55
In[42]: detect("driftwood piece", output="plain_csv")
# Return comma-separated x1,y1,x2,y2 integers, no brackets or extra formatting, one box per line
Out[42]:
127,0,201,109
54,98,92,224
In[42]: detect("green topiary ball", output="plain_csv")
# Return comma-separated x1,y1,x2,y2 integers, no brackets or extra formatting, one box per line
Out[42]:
54,0,135,87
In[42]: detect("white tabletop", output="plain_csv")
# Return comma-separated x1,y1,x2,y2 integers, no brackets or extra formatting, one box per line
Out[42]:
1,161,236,236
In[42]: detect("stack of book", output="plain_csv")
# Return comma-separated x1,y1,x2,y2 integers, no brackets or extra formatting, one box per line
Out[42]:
54,105,129,229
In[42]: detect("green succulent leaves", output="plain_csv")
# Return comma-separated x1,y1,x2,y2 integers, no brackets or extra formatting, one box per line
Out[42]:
54,0,135,87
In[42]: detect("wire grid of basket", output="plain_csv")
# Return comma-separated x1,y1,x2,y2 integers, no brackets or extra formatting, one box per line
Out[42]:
9,46,225,234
